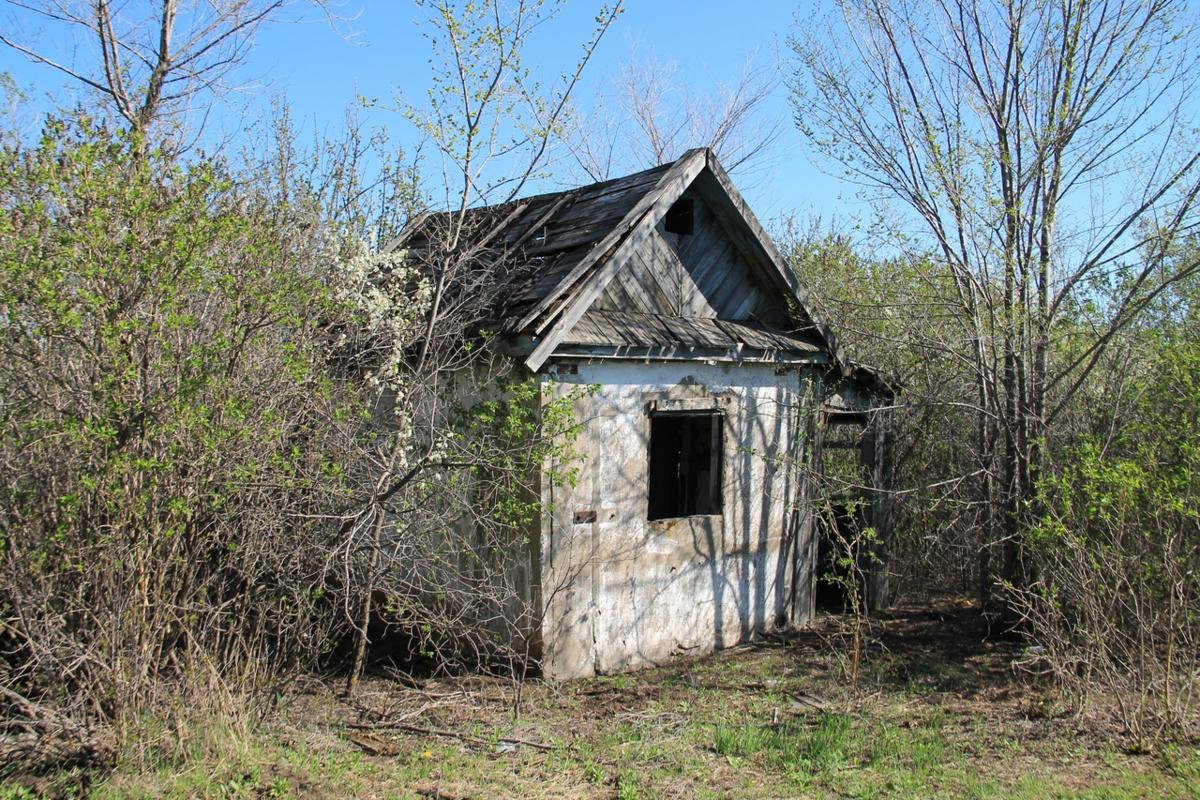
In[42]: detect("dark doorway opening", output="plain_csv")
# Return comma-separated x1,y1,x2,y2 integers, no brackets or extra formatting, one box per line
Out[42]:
648,413,723,520
815,413,869,612
815,500,866,612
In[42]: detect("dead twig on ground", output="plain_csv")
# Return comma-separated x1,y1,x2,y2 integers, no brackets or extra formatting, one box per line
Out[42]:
346,732,402,756
415,787,471,800
344,721,562,751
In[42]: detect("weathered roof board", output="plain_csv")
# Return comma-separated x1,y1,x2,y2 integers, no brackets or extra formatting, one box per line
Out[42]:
384,148,884,382
562,309,823,357
391,163,671,315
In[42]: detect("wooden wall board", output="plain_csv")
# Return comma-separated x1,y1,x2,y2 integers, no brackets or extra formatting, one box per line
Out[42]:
638,229,686,314
624,244,681,315
605,264,658,316
525,152,711,369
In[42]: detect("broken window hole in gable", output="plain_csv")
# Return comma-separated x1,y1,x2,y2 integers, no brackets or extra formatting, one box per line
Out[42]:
664,198,694,236
647,412,723,520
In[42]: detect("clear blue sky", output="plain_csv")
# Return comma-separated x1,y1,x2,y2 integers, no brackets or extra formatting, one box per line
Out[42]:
0,0,860,226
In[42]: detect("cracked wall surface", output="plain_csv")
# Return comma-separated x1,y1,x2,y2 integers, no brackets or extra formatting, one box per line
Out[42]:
537,360,818,680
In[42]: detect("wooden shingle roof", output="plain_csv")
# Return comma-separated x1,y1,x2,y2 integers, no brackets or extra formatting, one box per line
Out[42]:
386,162,673,328
385,149,879,382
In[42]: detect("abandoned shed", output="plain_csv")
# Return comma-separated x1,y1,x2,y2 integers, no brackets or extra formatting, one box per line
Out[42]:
387,148,894,680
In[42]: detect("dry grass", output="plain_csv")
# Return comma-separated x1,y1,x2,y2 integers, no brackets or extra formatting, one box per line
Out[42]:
6,602,1200,799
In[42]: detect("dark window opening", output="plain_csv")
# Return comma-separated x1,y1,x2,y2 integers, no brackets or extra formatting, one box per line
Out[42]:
648,413,723,520
664,198,694,236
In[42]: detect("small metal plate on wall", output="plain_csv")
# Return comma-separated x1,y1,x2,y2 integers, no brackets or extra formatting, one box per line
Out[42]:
573,509,598,524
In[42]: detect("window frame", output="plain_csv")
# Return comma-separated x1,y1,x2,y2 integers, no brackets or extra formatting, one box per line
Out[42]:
646,404,725,521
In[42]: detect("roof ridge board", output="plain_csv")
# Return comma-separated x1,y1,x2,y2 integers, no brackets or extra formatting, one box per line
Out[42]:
379,162,672,255
562,162,673,198
555,169,670,211
458,164,671,225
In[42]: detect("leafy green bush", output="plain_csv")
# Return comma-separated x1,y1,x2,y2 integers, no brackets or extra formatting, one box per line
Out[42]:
0,115,357,762
1024,324,1200,741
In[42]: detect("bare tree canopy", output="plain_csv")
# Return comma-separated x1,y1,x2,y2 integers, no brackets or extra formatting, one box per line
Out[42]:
565,46,783,183
791,0,1200,596
0,0,336,132
400,0,623,215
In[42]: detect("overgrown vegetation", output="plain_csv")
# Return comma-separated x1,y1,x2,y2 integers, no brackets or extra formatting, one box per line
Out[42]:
787,0,1200,742
0,0,618,774
1020,266,1200,742
4,0,1200,790
0,111,597,770
11,607,1198,799
0,117,355,765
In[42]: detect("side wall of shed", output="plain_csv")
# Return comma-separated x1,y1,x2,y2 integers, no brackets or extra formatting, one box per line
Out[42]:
537,360,819,680
377,361,545,666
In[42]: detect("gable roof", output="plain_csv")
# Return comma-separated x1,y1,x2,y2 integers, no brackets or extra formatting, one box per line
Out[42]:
386,149,866,380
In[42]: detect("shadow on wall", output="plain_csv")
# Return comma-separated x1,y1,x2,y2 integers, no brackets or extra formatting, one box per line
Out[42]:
542,368,807,676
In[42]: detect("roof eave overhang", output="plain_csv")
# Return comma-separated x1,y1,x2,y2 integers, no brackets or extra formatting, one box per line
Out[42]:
492,335,826,365
547,344,830,365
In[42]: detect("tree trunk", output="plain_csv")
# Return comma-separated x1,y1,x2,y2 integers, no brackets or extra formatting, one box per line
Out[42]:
347,506,384,696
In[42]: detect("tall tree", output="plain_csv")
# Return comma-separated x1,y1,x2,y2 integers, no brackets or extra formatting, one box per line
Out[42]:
791,0,1200,602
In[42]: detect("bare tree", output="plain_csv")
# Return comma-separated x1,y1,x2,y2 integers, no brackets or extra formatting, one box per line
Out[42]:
564,45,783,182
401,0,622,215
791,0,1200,602
338,0,623,693
0,0,337,133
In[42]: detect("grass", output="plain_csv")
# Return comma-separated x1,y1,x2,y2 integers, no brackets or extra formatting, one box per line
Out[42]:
5,605,1199,799
712,714,856,772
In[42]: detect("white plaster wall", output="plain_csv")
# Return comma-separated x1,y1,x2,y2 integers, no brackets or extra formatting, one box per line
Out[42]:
539,360,813,679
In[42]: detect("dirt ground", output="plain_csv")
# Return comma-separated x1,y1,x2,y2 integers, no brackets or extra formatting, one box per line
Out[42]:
12,599,1199,799
229,600,1196,800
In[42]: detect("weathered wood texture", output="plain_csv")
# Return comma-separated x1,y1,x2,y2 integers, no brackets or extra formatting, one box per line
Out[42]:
563,309,823,354
391,162,672,325
382,149,839,372
370,151,898,682
591,191,784,324
539,361,809,679
523,152,712,370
